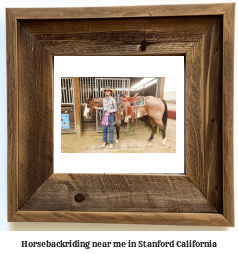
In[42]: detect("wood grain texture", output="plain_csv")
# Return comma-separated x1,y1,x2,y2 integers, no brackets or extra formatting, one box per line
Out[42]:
186,18,223,212
8,4,233,19
20,174,217,213
17,23,54,208
38,41,192,56
222,4,235,226
19,17,218,56
11,211,232,226
20,17,218,34
7,9,18,221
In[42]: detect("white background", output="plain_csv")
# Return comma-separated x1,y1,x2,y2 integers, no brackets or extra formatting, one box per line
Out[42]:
0,0,237,252
55,56,184,173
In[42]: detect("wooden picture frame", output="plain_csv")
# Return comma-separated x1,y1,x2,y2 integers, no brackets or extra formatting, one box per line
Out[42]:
7,4,234,226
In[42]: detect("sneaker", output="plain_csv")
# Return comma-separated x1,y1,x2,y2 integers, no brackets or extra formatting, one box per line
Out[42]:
109,144,113,149
101,142,107,148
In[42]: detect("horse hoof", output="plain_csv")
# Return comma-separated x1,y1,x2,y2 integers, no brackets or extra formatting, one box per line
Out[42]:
148,139,152,142
114,139,119,144
162,143,166,146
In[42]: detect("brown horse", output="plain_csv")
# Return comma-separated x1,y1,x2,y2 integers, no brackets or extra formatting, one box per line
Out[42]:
84,96,122,141
85,96,168,145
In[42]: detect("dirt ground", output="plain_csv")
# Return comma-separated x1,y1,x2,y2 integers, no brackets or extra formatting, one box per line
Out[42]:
61,106,176,153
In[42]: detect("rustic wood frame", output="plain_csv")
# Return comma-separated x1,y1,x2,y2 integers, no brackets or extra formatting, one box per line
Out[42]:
7,4,234,226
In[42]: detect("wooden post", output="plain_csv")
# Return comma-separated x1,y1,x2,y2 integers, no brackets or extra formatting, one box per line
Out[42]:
73,77,82,137
156,77,165,135
158,77,165,99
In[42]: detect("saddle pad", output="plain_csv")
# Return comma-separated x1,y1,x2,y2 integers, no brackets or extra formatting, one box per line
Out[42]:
130,96,145,107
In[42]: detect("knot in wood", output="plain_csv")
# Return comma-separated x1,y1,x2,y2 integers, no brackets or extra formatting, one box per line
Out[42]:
74,193,85,202
140,40,148,52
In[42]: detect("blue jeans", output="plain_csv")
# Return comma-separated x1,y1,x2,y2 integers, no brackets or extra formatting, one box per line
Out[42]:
102,113,114,144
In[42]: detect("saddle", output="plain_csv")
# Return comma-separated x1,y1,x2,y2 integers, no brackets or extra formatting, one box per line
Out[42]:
120,93,142,123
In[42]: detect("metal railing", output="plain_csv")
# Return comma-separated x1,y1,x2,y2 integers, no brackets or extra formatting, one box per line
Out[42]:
61,78,75,104
79,77,130,104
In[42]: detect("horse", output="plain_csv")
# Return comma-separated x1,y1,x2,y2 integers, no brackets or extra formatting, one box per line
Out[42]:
84,96,168,145
84,97,123,142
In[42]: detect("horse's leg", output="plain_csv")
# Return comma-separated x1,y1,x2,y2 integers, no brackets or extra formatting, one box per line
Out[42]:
150,117,166,145
160,125,166,146
114,110,121,143
154,120,166,145
151,119,166,145
115,124,120,143
150,100,168,145
160,100,168,146
148,117,157,142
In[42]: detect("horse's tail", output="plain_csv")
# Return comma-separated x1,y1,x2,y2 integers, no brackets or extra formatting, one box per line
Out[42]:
161,100,168,130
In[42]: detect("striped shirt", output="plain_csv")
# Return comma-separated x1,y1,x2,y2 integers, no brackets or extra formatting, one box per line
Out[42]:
99,96,117,112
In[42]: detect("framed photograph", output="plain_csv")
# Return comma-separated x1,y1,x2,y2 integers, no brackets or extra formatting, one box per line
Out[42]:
56,56,184,174
7,3,234,225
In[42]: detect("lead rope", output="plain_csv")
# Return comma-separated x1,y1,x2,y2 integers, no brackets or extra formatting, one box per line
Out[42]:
97,110,117,125
101,112,109,126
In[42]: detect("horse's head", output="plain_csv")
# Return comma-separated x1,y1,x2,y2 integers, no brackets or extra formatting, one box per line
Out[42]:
84,95,96,119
